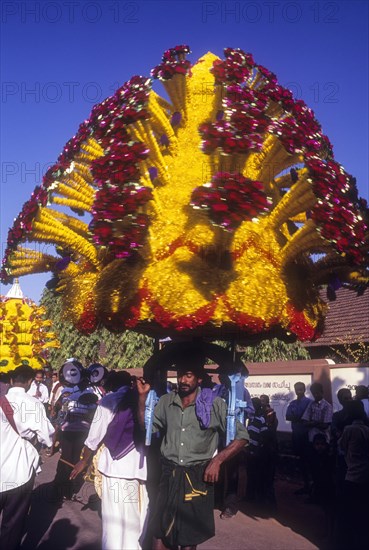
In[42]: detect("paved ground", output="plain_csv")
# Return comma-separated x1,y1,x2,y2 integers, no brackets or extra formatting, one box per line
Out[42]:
20,449,329,550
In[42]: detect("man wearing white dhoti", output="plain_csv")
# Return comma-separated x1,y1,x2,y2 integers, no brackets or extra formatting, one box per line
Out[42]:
71,375,148,550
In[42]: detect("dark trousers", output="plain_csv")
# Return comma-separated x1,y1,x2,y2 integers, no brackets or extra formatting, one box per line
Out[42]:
0,474,35,550
53,431,86,499
222,451,247,512
246,451,265,502
292,432,310,489
246,449,276,509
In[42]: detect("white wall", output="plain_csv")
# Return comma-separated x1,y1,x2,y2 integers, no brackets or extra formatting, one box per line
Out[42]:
245,374,312,432
330,366,369,411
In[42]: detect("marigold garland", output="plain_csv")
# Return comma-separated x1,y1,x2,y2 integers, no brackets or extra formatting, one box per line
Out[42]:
0,284,60,372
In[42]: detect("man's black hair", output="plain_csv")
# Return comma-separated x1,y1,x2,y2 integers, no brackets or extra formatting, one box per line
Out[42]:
260,394,270,404
345,399,367,423
0,372,11,383
105,370,131,392
252,397,262,413
176,349,206,378
355,385,369,400
310,382,323,393
337,388,352,404
11,365,35,383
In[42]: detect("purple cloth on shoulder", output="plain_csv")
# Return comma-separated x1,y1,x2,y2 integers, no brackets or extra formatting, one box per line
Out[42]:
103,387,136,460
195,386,224,429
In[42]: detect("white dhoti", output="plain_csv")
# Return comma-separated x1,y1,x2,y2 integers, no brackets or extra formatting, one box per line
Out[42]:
101,475,149,550
84,394,149,550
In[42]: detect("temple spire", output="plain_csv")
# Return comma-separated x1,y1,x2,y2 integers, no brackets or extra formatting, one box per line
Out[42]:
5,278,24,299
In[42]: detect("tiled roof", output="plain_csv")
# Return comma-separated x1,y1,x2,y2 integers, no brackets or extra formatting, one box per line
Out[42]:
307,287,369,346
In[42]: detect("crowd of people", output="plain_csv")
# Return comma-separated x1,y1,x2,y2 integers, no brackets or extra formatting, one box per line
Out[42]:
286,381,369,549
1,360,369,550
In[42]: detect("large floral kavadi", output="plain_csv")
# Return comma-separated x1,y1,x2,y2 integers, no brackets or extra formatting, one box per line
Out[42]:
2,46,368,341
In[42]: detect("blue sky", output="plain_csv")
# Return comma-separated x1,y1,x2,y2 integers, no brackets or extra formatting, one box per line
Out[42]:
1,0,368,302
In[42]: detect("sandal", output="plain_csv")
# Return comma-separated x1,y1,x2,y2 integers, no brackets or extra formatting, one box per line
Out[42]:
220,507,236,519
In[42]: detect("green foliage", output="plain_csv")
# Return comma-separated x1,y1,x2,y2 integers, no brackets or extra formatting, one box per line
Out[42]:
240,338,310,363
210,338,310,363
103,330,154,369
40,289,154,369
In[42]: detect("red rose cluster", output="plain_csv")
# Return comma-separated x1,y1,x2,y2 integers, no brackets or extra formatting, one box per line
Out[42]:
88,77,153,258
272,107,324,156
89,76,150,147
90,142,152,258
198,49,271,156
206,48,334,161
211,48,255,84
200,84,271,155
308,157,367,263
58,121,91,166
191,172,270,231
151,45,191,81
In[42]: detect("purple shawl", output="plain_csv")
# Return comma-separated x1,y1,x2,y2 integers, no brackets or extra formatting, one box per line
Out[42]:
103,387,136,460
195,386,224,429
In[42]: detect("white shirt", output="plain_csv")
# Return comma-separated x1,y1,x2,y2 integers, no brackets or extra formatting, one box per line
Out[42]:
49,381,63,405
84,387,147,481
27,380,49,403
0,387,55,491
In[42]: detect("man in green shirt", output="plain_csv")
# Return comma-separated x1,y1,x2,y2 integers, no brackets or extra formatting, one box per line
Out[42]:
137,356,249,550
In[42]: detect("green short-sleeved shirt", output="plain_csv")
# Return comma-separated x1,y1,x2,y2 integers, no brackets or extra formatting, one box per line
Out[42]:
152,388,249,466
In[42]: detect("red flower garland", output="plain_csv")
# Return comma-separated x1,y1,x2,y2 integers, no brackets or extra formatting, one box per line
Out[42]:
286,304,319,341
75,305,98,335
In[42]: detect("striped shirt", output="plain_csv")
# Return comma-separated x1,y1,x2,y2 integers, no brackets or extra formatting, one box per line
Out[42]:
302,398,333,442
247,414,268,453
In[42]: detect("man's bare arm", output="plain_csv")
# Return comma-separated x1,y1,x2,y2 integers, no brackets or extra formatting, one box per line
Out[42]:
70,446,94,480
204,438,247,483
136,377,151,430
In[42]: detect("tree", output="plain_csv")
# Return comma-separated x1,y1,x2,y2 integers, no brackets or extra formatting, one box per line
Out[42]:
212,338,310,363
40,289,154,369
329,339,369,364
240,338,310,362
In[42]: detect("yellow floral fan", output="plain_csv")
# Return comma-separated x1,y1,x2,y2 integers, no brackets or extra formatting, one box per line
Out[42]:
0,280,60,372
2,46,368,341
